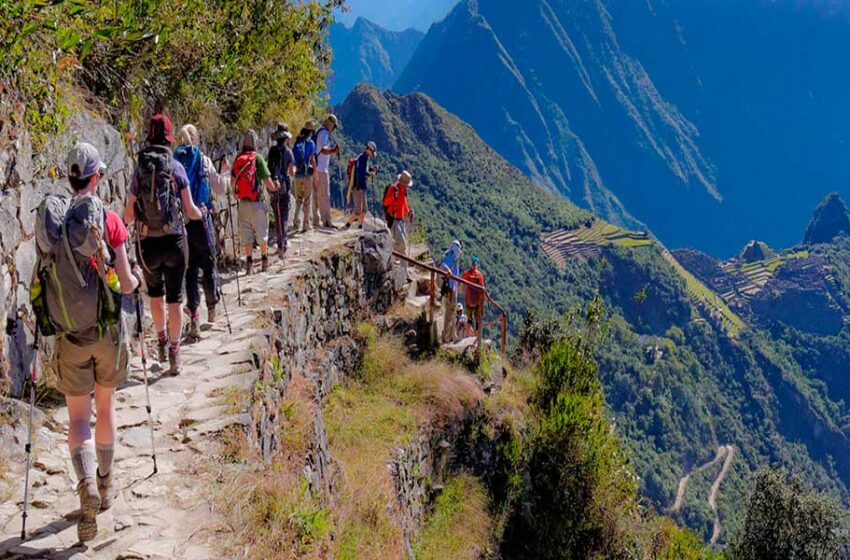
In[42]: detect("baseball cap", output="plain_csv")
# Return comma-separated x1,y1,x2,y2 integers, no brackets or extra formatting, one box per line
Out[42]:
472,256,481,265
67,143,105,180
325,114,340,128
366,141,377,153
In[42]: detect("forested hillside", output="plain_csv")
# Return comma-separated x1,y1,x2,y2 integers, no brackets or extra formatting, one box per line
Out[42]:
335,84,850,542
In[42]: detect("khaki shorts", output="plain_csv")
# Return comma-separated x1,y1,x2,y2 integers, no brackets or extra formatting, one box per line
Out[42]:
238,199,269,247
56,326,129,396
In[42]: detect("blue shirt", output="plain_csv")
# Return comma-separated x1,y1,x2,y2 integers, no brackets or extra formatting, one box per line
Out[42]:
441,240,462,291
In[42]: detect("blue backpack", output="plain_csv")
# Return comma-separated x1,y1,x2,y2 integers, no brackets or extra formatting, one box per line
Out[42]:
293,137,313,177
174,145,210,208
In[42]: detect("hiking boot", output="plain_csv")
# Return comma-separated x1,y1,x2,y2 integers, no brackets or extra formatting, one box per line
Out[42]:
261,255,269,272
187,316,200,342
278,248,286,261
157,339,168,363
207,305,216,324
168,346,181,376
77,479,101,542
96,469,114,511
245,257,253,276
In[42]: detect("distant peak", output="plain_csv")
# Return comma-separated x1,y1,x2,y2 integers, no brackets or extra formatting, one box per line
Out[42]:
803,193,850,245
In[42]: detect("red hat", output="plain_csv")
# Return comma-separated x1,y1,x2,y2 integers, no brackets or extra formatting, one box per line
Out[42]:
147,114,175,145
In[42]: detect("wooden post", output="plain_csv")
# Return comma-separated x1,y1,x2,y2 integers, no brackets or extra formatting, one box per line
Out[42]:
429,271,436,324
500,313,507,357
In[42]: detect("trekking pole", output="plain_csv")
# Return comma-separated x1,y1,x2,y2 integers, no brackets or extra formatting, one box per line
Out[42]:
226,187,243,306
20,324,38,540
134,292,158,475
213,156,233,334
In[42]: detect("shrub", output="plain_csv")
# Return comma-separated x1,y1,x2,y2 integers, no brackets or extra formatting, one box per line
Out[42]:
0,0,342,143
730,468,849,560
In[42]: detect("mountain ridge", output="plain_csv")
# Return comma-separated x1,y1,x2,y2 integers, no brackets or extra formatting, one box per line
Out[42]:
394,0,850,256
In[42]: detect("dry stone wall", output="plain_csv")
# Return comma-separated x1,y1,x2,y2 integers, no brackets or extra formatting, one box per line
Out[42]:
0,111,133,397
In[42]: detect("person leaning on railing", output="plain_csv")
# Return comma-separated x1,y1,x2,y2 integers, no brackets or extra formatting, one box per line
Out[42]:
461,256,486,332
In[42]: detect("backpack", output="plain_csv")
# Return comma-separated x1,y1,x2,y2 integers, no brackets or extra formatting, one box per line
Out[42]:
382,183,397,227
233,151,260,201
174,145,210,209
30,195,120,339
293,138,310,177
134,146,182,237
346,158,358,182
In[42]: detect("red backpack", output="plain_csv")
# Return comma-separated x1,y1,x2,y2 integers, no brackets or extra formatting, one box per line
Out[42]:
233,152,259,200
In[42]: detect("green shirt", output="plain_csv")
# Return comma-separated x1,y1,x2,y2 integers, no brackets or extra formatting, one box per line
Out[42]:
255,153,271,182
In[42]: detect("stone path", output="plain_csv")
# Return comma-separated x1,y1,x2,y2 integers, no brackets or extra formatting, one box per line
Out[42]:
0,221,367,560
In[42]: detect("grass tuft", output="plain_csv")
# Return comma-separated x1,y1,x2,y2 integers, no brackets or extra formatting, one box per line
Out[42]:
414,474,495,560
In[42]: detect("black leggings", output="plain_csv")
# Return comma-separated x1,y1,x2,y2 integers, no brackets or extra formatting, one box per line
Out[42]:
270,188,290,251
139,234,186,304
185,215,220,312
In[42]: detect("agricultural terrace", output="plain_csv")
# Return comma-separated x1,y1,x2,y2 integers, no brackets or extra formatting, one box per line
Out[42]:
541,221,652,267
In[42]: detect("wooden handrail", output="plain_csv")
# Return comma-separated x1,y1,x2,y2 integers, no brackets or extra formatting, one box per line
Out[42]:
392,250,507,356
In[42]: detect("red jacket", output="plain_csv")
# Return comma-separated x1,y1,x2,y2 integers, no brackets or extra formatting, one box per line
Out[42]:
462,268,486,307
383,181,411,220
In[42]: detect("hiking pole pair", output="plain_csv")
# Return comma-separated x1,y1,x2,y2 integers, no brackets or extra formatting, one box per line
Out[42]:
20,323,39,540
134,291,158,475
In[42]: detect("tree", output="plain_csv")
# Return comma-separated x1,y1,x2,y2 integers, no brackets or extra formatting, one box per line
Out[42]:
730,468,849,560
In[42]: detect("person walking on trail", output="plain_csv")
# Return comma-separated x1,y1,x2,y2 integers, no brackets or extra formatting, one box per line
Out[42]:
383,170,415,264
231,129,277,274
439,239,463,342
292,126,317,233
174,124,229,341
313,114,340,228
33,143,142,542
267,123,295,259
344,141,378,229
124,114,202,376
462,257,486,333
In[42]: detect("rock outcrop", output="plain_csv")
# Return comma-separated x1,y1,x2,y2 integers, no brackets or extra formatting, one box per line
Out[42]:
804,193,850,246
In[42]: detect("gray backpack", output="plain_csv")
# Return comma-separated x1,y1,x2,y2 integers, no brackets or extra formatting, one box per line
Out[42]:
32,194,119,340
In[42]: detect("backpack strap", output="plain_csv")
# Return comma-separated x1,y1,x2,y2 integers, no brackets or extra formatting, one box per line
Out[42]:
60,212,87,289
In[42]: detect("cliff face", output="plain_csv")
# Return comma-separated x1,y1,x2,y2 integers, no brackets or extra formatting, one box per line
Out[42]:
328,18,424,103
395,0,850,255
0,107,133,396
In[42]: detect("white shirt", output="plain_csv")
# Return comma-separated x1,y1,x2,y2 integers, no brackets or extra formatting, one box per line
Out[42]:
202,154,229,197
315,128,333,172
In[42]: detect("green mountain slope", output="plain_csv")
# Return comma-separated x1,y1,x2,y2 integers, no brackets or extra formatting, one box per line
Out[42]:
333,84,850,542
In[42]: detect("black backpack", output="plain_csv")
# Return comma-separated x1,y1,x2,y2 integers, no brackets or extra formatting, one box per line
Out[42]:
135,146,181,236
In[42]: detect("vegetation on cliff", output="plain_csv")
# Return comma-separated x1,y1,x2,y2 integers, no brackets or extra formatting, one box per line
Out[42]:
1,0,342,142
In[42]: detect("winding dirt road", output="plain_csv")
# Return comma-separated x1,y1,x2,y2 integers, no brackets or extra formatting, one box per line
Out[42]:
670,445,735,544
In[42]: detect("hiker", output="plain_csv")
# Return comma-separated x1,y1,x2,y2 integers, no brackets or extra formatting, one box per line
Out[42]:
34,142,142,542
440,239,463,342
383,170,415,264
231,129,278,274
292,126,317,232
462,257,486,332
312,114,340,228
174,124,229,341
344,141,378,229
267,123,296,258
455,303,475,341
124,114,203,375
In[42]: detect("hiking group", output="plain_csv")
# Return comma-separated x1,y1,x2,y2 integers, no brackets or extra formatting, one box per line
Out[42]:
20,109,489,545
